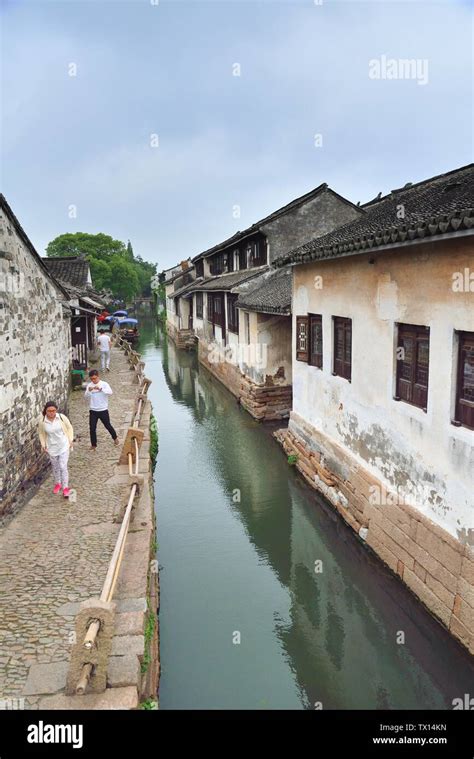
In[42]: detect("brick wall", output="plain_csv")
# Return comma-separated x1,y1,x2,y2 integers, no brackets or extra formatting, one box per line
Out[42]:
275,412,474,654
198,339,292,421
0,210,71,519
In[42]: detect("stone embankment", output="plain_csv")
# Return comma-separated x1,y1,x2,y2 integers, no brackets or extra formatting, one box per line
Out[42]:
0,342,159,709
275,415,474,656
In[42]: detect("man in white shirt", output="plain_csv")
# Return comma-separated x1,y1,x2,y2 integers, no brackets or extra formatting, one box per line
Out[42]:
84,369,119,450
97,329,112,371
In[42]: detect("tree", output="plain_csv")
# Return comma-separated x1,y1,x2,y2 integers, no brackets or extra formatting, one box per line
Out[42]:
46,231,156,302
88,258,112,292
46,232,126,259
109,255,140,301
126,240,134,261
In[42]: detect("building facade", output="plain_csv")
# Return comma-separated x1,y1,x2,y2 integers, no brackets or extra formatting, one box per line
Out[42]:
187,184,362,420
43,256,105,371
274,164,474,653
0,196,71,519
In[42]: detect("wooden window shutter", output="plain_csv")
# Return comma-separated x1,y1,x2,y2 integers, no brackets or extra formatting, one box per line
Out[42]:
309,314,323,369
455,331,474,429
396,324,429,410
296,316,309,362
333,317,351,380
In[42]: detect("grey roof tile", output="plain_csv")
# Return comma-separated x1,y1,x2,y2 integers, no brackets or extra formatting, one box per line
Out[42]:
43,257,91,288
274,164,474,267
236,267,292,314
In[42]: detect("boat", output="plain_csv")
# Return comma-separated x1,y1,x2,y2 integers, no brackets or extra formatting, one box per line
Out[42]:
117,317,139,343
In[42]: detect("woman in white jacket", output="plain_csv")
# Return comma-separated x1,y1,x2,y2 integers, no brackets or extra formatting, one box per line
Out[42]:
37,401,74,498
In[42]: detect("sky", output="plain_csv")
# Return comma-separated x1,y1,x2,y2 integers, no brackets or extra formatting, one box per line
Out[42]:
1,0,472,271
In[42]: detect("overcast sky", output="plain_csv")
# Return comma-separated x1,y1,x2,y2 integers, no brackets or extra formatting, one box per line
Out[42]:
1,0,472,270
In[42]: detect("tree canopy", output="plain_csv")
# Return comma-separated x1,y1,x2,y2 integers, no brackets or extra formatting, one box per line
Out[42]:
45,232,157,302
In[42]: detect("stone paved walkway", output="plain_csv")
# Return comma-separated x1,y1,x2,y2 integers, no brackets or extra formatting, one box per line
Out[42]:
0,346,138,708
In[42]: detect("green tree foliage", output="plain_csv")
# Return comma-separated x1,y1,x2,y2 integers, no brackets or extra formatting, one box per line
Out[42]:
88,258,112,292
109,255,140,301
46,232,126,259
126,240,134,261
45,232,156,302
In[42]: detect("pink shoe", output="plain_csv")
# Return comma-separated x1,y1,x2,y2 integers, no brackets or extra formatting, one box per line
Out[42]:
53,483,62,494
63,487,71,498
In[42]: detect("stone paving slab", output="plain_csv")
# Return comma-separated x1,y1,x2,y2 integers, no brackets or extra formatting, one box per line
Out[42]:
0,347,141,707
107,655,141,688
23,662,69,696
38,686,139,710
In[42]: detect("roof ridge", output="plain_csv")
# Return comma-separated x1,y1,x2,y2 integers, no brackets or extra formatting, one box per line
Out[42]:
362,162,474,208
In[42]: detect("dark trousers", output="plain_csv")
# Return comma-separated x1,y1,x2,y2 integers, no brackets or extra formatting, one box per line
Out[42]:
89,410,117,447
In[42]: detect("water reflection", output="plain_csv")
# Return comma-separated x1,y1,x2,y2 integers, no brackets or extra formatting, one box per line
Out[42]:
137,319,474,710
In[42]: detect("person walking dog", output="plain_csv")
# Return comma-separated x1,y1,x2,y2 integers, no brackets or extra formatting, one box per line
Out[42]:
85,369,119,450
97,328,112,372
38,401,74,498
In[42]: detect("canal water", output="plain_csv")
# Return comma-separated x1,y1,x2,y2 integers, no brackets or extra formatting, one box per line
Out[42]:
136,317,474,710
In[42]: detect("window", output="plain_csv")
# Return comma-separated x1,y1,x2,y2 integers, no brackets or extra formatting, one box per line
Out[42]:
227,250,234,273
210,253,224,275
252,239,266,267
239,247,247,270
195,292,203,319
333,317,352,381
195,260,204,278
395,323,429,410
296,316,308,362
454,331,474,429
227,294,239,333
208,293,224,328
245,312,250,344
309,314,323,368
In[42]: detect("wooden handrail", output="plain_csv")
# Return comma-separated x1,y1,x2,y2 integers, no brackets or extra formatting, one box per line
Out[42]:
76,339,151,693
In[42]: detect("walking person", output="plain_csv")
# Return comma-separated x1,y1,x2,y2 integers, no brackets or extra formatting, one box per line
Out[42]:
85,369,120,451
37,402,74,498
97,328,112,372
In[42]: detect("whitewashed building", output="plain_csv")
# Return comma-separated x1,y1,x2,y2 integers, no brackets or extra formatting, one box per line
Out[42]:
186,184,362,419
274,164,474,653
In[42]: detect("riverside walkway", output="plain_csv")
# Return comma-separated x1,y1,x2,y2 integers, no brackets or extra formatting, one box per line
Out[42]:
0,346,153,709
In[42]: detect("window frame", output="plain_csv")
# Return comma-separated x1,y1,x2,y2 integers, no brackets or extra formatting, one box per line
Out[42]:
308,314,323,369
332,316,352,381
195,292,203,319
195,260,204,278
227,294,239,334
395,323,430,411
296,316,309,362
454,330,474,429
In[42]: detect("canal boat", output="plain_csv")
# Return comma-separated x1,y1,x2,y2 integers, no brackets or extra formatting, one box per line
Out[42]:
117,317,139,343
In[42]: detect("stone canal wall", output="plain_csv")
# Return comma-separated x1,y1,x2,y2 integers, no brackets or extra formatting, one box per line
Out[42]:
0,343,159,709
275,412,474,655
197,339,292,421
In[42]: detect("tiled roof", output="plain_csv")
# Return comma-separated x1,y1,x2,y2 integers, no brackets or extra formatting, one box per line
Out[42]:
236,267,292,315
43,257,91,288
274,164,474,267
0,194,70,300
186,267,267,292
191,184,359,263
171,278,202,298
